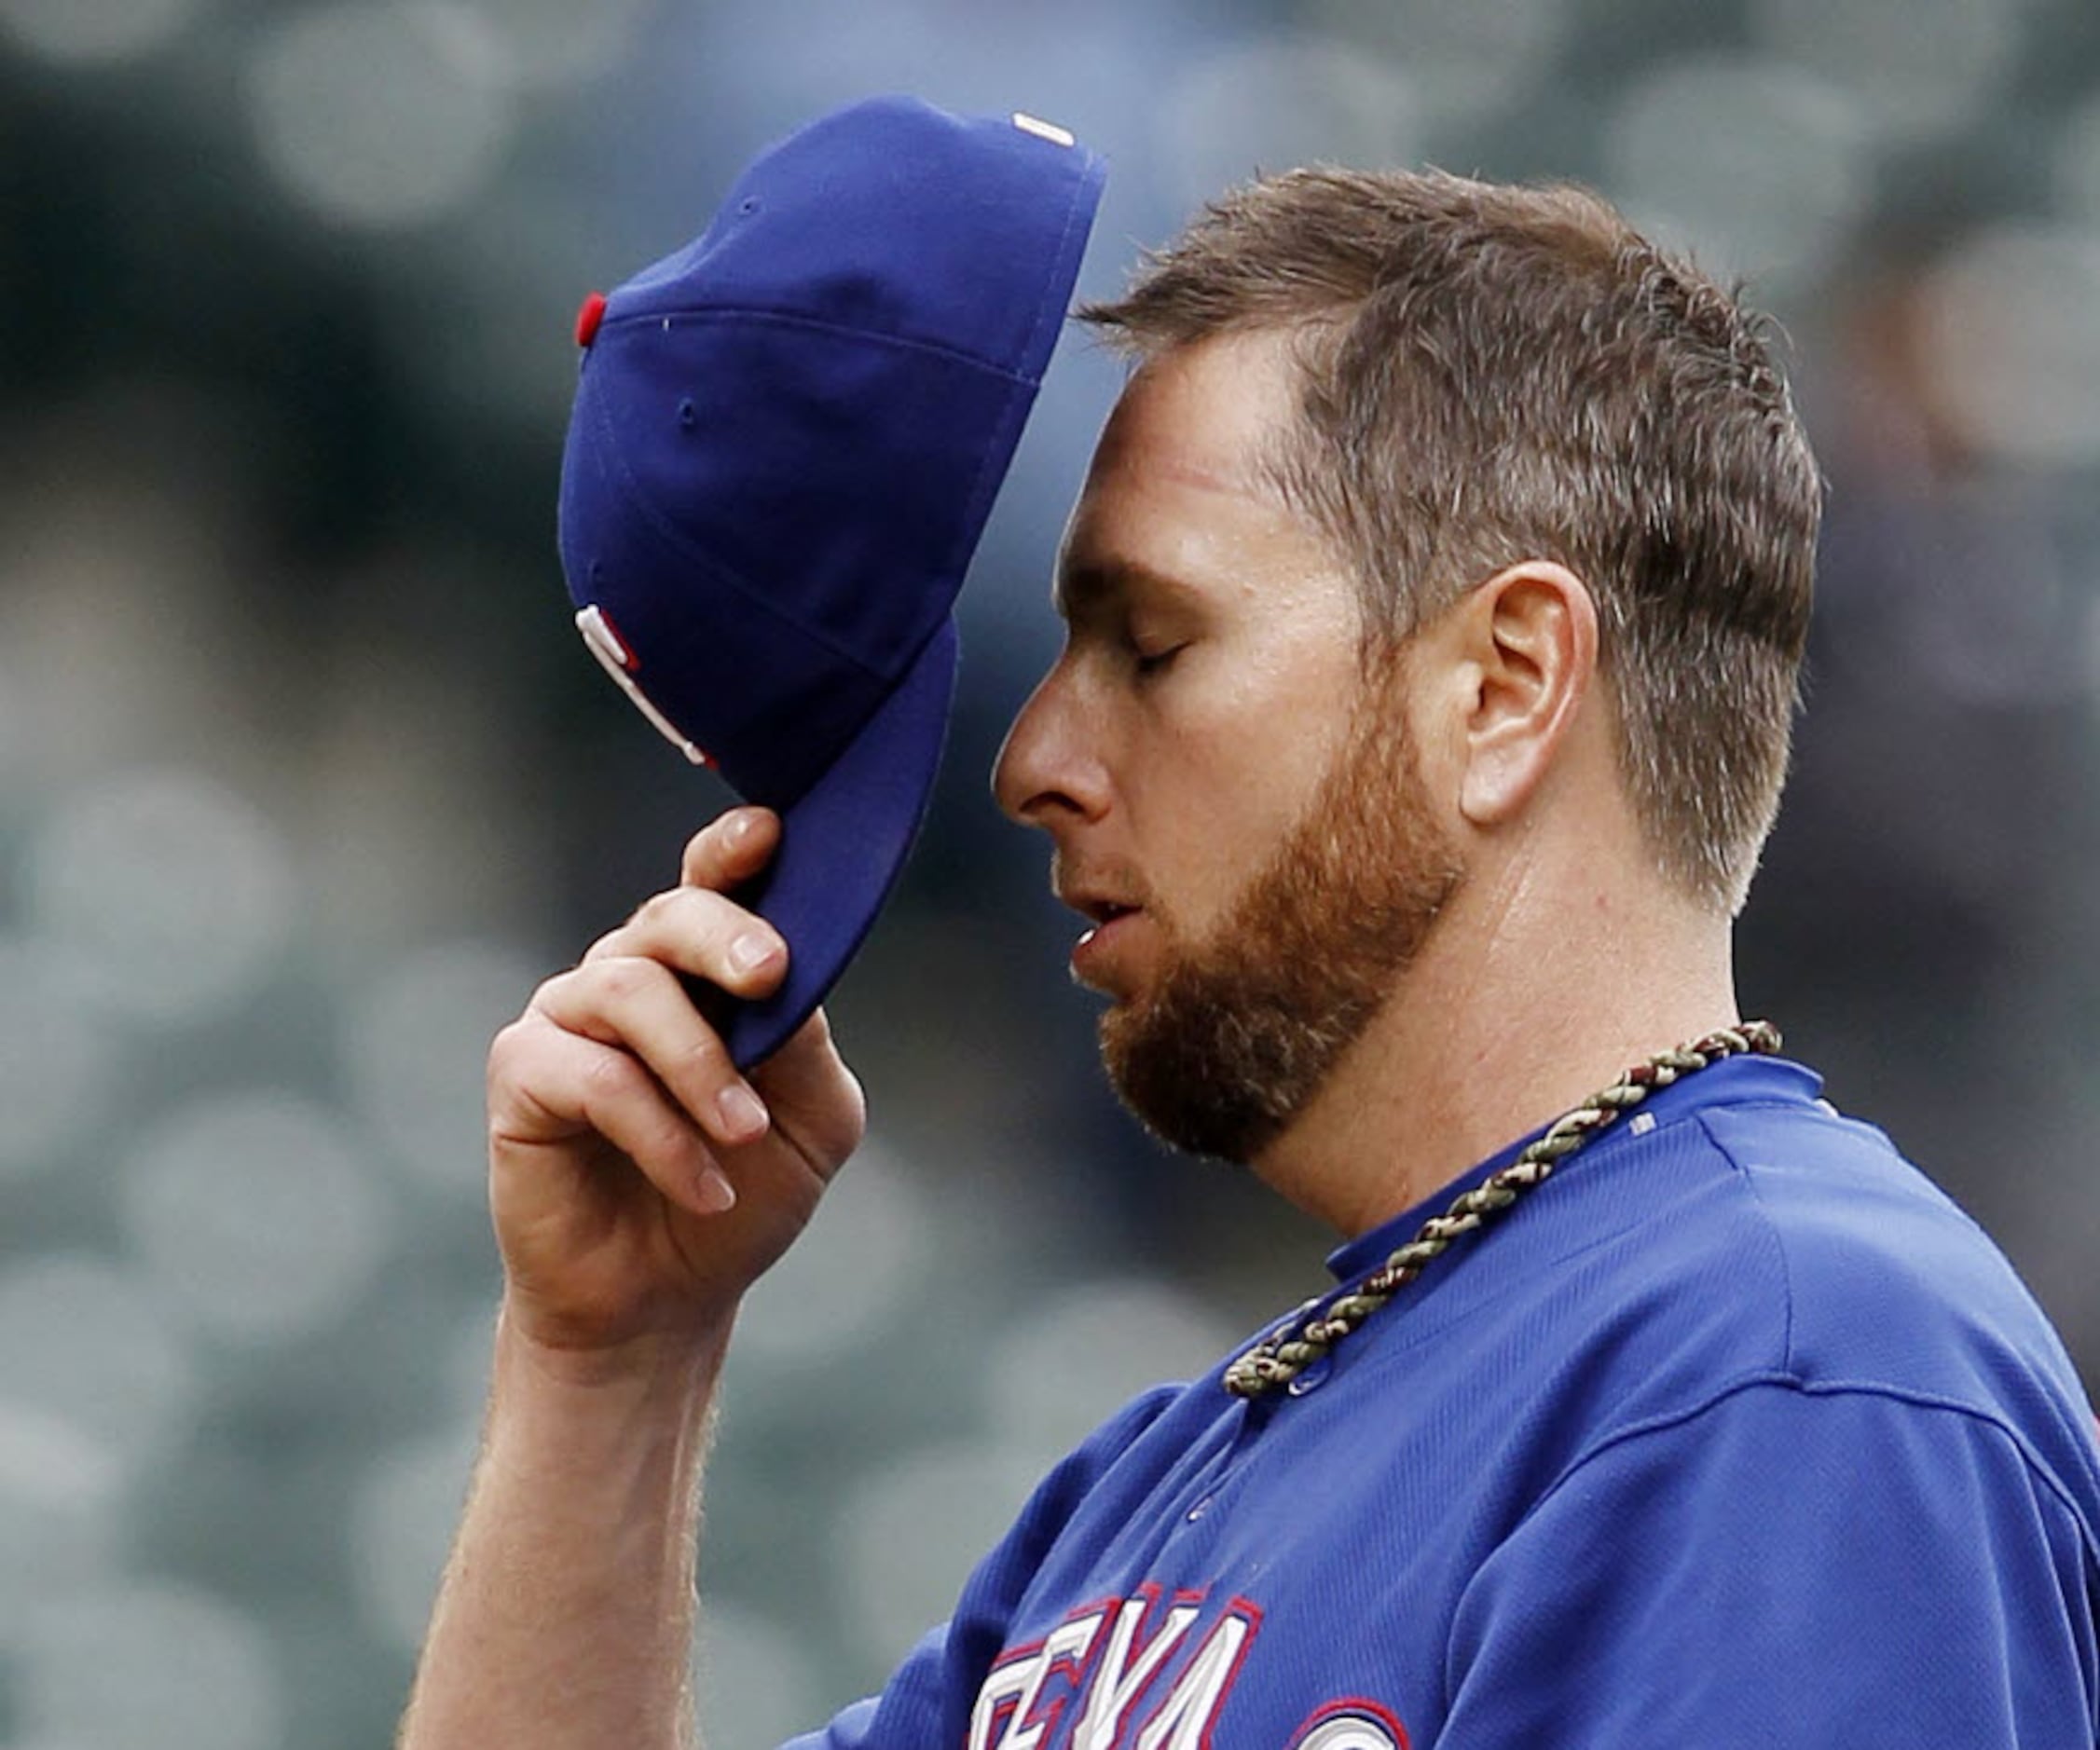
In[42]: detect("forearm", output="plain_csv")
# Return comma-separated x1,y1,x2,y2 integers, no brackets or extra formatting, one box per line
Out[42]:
398,1306,733,1750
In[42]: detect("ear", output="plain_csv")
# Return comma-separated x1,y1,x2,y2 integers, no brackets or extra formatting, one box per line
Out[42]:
1444,561,1599,829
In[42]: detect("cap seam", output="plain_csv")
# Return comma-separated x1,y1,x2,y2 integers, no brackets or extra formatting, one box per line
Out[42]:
594,304,1050,387
936,157,1103,583
583,379,892,688
1016,154,1102,386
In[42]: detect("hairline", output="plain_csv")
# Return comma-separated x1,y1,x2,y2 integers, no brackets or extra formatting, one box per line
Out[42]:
1084,312,1540,682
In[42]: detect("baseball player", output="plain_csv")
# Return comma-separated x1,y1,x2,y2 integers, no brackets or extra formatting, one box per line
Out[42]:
398,103,2100,1748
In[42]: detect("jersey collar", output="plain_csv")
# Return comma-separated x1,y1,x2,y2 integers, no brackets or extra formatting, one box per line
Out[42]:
1324,1052,1825,1285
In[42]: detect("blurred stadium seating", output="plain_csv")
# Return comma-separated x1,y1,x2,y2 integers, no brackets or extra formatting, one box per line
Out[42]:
0,0,2096,1742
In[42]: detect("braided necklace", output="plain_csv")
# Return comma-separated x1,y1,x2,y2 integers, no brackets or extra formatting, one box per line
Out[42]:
1223,1020,1783,1400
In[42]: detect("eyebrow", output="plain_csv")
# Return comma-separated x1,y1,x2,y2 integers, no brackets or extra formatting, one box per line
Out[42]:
1052,555,1195,624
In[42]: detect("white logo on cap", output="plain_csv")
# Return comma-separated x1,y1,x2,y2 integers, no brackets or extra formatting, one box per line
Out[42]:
1011,113,1076,148
575,605,711,767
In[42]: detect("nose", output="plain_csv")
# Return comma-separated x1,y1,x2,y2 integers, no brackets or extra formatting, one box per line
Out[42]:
992,655,1107,830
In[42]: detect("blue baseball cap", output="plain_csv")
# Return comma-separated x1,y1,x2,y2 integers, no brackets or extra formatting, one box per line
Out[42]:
559,96,1105,1069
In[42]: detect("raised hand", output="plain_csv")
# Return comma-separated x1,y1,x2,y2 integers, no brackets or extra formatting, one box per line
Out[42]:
485,807,866,1361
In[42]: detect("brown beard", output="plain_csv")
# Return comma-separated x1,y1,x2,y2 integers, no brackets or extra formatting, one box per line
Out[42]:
1101,663,1463,1163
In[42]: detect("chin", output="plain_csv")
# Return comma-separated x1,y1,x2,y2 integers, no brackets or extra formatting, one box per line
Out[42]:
1101,982,1337,1164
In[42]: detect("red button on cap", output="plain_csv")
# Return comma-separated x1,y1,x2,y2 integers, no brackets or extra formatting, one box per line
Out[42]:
574,291,609,348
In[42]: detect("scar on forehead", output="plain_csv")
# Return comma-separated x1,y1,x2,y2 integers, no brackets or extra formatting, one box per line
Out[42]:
1154,454,1268,496
1091,423,1295,509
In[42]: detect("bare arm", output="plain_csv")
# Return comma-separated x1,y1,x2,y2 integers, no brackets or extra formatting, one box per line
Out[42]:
402,1316,725,1747
398,809,866,1750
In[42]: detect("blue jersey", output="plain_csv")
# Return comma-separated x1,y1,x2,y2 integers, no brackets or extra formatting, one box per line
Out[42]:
786,1056,2100,1747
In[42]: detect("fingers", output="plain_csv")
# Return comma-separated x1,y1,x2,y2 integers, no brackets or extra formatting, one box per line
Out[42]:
752,1005,867,1182
586,879,785,990
487,1014,737,1218
680,806,779,893
531,956,773,1152
542,812,789,1159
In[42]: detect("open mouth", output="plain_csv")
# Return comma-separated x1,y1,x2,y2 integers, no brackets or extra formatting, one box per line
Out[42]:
1069,899,1146,992
1073,900,1142,948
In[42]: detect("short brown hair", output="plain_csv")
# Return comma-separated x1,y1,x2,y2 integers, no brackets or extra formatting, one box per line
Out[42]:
1080,168,1819,913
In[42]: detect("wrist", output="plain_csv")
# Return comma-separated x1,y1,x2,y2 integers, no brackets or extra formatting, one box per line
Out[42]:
493,1295,736,1403
477,1301,729,1579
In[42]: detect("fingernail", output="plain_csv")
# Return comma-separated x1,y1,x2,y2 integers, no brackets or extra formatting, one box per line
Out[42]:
696,1162,737,1213
717,1082,769,1142
730,931,779,976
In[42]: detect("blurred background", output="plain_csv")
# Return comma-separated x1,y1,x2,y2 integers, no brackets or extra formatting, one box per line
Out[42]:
1,0,2097,1743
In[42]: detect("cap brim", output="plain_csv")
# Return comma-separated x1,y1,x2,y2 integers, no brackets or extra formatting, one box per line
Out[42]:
714,616,960,1071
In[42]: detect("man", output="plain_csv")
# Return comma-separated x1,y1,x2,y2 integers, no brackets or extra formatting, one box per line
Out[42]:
399,169,2100,1746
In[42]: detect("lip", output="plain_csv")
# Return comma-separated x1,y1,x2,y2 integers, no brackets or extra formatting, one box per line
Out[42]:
1069,905,1143,991
1056,886,1139,924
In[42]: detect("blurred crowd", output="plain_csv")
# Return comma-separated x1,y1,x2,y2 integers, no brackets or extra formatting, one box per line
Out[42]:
1,0,2097,1743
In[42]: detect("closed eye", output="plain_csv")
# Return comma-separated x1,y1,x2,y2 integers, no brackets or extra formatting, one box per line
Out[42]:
1133,643,1187,677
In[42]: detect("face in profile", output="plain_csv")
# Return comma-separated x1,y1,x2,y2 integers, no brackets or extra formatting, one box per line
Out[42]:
995,331,1465,1165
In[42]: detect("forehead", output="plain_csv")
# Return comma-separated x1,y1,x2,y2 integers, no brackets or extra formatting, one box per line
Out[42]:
1086,328,1299,502
1057,329,1327,612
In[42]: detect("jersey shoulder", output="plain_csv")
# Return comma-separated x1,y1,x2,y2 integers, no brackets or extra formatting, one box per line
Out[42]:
1683,1095,2099,1493
1695,1099,2065,1386
1486,1087,2095,1493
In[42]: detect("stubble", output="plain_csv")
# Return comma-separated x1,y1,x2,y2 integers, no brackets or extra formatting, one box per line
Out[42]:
1101,659,1464,1163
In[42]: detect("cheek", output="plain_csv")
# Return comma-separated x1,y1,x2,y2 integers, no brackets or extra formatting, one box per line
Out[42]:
1131,657,1362,924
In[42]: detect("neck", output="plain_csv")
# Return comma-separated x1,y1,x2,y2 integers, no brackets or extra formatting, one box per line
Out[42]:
1248,855,1741,1237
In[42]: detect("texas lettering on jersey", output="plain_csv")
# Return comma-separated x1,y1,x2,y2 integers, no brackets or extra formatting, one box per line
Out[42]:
966,1587,1407,1750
